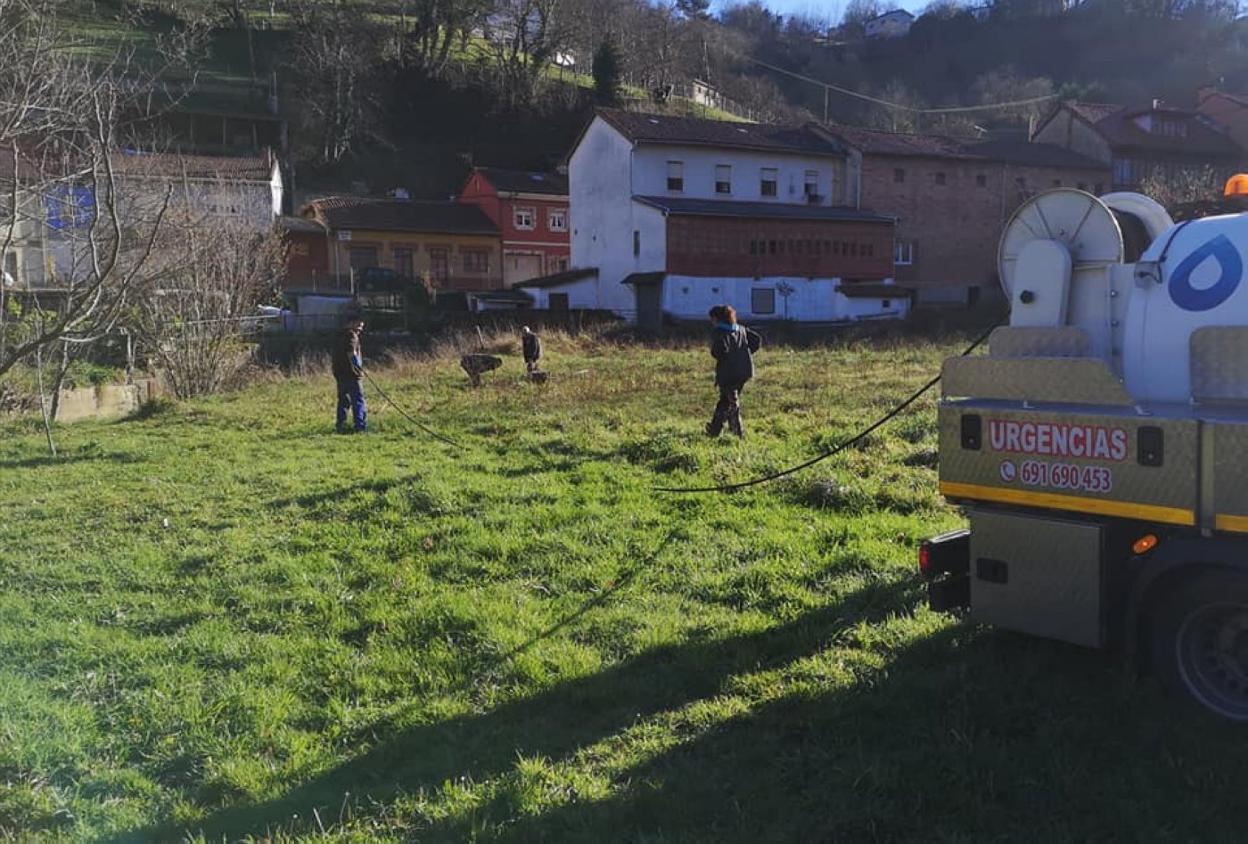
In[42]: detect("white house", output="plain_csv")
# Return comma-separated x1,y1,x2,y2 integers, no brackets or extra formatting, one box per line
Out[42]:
541,108,907,327
864,9,915,39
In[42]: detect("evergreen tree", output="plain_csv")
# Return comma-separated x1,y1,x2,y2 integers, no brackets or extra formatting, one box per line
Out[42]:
592,39,622,107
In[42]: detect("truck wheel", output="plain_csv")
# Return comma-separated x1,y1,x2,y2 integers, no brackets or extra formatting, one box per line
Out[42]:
1151,571,1248,721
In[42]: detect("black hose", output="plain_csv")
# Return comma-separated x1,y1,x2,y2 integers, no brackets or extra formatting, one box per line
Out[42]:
655,324,998,494
362,369,465,450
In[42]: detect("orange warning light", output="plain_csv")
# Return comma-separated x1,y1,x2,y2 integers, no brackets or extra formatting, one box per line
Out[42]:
1132,533,1159,555
1224,173,1248,198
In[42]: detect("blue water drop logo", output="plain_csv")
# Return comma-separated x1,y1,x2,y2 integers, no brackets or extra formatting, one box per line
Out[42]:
1169,234,1243,312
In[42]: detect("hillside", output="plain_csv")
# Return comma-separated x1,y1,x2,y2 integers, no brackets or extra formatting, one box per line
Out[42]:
79,0,1248,197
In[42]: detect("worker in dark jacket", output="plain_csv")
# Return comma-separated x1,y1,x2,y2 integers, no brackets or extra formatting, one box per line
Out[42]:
705,304,757,438
332,316,367,433
522,325,542,373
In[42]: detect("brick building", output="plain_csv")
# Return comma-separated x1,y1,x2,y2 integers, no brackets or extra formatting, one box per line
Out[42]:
456,167,570,286
1197,87,1248,158
1032,100,1243,191
296,197,501,292
817,126,1109,302
558,109,907,327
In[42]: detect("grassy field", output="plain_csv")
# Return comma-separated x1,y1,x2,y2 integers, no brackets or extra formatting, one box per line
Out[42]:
1,329,1246,842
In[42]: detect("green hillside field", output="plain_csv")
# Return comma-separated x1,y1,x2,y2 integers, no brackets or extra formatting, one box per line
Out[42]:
1,329,1244,841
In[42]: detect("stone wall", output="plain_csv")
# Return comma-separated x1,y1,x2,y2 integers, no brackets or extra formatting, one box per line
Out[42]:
51,378,168,423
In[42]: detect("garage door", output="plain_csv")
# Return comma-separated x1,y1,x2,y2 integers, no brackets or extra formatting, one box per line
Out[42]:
504,254,543,286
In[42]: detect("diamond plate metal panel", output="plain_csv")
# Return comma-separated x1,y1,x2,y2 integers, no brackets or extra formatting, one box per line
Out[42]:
969,509,1104,648
1214,423,1248,532
989,326,1093,358
1191,327,1248,403
941,358,1134,405
939,403,1198,524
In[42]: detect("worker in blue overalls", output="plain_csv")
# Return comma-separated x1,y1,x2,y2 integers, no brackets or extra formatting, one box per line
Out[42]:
332,315,367,433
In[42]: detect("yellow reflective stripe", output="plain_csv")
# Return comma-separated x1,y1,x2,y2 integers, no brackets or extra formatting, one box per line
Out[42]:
938,481,1196,526
1215,514,1248,533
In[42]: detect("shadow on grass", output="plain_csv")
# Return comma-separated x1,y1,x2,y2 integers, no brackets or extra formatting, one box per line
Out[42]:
266,475,425,511
0,450,144,470
120,578,914,842
121,580,1247,842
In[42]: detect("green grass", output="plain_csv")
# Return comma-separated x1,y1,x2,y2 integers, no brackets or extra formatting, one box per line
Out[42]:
0,330,1245,842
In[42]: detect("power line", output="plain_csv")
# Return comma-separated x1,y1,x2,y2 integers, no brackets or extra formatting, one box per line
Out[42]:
655,324,997,495
738,53,1059,116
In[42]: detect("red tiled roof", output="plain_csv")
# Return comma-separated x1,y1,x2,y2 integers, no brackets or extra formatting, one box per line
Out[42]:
110,151,277,180
596,109,847,157
477,167,568,196
305,197,498,235
1051,100,1241,158
821,125,974,158
820,126,1105,169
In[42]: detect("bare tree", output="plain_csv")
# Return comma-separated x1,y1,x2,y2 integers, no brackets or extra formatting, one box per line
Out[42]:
287,0,382,164
484,0,572,107
1139,165,1226,212
132,209,285,399
0,0,175,383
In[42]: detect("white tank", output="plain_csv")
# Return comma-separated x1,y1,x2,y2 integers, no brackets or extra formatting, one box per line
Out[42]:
1123,212,1248,403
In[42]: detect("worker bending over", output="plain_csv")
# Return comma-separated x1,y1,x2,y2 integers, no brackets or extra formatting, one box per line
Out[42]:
522,325,542,373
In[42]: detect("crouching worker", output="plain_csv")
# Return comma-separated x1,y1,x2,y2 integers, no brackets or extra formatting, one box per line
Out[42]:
332,315,367,433
521,325,542,373
705,304,760,439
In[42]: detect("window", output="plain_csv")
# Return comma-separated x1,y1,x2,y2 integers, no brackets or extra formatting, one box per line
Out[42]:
348,246,378,269
667,160,684,192
513,207,535,230
428,246,449,283
715,164,732,194
1113,158,1133,186
549,292,569,311
934,172,946,186
751,288,776,315
882,299,892,308
554,256,569,272
894,168,905,184
976,174,987,187
804,170,819,199
760,168,778,197
393,247,414,278
547,208,567,232
462,249,490,273
894,241,914,266
633,230,640,256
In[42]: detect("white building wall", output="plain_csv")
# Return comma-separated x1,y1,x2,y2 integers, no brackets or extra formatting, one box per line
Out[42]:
569,117,667,316
662,275,908,322
518,276,599,309
631,145,844,206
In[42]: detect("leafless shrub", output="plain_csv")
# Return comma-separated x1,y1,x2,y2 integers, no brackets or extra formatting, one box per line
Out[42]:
131,212,285,398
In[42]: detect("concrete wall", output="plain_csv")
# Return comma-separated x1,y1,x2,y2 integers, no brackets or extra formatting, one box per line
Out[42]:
661,274,908,322
518,275,600,309
859,153,1109,297
631,144,848,206
50,378,168,423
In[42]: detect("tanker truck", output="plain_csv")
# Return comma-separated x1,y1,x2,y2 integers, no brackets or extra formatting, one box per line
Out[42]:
920,180,1248,720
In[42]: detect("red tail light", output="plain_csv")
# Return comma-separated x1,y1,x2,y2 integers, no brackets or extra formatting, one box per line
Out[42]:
918,542,932,578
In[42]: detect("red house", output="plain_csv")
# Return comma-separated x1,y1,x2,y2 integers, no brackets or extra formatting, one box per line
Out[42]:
457,167,570,287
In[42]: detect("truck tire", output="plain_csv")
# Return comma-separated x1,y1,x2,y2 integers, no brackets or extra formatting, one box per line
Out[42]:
1149,571,1248,721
